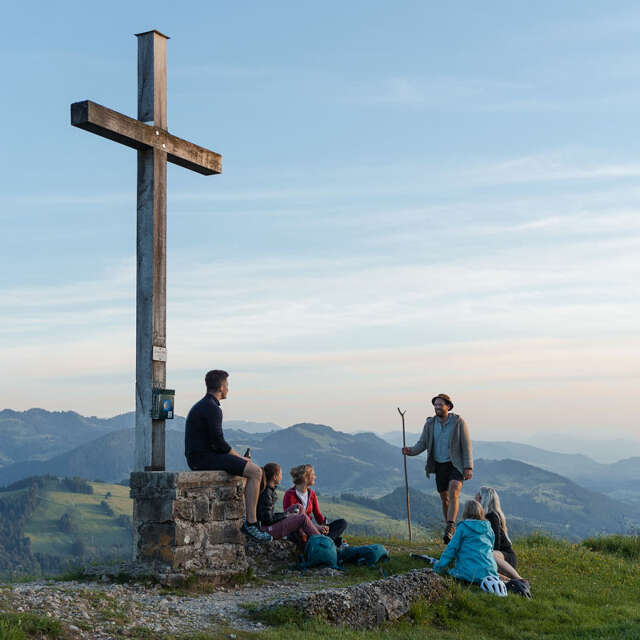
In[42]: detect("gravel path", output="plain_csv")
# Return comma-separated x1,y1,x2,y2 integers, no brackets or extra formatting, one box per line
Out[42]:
0,575,338,639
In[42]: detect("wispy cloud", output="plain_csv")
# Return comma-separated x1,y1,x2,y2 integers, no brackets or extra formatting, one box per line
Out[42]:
465,153,640,186
12,150,640,214
345,75,536,108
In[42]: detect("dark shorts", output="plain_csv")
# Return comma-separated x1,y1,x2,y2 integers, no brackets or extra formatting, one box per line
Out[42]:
435,461,464,493
187,451,247,476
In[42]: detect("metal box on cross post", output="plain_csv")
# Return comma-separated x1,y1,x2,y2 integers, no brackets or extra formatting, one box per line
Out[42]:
151,388,175,420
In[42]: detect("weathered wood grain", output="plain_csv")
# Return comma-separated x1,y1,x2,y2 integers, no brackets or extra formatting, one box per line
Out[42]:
137,30,168,128
136,147,154,472
70,100,222,175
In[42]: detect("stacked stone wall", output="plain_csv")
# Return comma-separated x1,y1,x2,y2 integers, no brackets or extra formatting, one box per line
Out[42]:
130,471,248,584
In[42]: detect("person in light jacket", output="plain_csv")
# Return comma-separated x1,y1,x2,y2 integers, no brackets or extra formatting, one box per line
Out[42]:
433,499,498,583
402,393,473,544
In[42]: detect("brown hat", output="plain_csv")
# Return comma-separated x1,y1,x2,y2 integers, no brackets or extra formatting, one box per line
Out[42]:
432,393,454,409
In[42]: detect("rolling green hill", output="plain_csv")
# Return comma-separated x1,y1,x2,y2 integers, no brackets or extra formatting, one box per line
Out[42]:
4,469,640,579
302,494,433,540
14,480,427,571
0,477,133,576
24,481,132,560
343,487,444,533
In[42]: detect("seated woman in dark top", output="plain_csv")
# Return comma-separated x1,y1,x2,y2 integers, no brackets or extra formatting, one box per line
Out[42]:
477,486,528,583
257,463,322,542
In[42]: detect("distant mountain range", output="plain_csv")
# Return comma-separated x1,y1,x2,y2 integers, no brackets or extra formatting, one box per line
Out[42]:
1,408,639,540
380,430,640,466
380,430,640,505
0,423,423,496
0,409,134,465
524,432,640,464
0,409,280,468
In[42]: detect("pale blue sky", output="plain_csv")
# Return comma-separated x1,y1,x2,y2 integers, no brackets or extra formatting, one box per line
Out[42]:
2,1,639,441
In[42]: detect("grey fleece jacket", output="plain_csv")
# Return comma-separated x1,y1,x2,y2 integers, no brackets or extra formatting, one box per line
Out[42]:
408,412,473,478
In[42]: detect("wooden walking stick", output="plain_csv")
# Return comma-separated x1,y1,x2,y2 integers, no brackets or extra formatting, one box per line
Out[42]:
398,407,412,541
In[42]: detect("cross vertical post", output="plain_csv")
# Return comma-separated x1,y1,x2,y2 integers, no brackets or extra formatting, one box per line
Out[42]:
136,30,168,472
70,30,221,475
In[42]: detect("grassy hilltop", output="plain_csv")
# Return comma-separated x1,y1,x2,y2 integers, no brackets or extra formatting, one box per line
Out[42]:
0,533,638,639
245,534,640,640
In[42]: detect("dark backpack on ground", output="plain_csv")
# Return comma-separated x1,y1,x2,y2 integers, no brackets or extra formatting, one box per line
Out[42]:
339,543,390,567
300,535,340,571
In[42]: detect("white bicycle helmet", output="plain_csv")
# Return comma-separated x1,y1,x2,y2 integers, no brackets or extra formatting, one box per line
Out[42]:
481,575,508,597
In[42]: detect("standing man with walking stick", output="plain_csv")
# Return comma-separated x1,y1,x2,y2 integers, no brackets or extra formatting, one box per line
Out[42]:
401,393,473,545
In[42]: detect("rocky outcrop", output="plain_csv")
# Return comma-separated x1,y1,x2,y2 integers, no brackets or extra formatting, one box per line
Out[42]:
244,537,299,575
277,568,445,628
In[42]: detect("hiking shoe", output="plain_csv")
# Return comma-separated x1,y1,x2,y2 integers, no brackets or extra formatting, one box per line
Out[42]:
506,579,532,599
241,521,272,542
443,521,456,544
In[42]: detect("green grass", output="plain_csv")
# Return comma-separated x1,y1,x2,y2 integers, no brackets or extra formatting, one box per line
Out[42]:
2,533,637,639
0,612,65,639
23,482,132,559
582,533,640,561
319,496,434,540
238,533,640,640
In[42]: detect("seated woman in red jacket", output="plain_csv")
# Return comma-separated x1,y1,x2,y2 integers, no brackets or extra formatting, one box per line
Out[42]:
282,464,348,546
257,463,322,541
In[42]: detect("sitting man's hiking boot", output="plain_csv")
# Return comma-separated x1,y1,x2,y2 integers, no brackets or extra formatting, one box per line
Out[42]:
443,521,456,544
506,578,532,599
242,521,272,542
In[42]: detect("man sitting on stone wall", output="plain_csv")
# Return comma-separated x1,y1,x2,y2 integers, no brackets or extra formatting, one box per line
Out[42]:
185,369,272,542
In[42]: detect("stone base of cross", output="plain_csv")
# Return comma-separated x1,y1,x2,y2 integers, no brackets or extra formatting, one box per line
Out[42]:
71,31,221,472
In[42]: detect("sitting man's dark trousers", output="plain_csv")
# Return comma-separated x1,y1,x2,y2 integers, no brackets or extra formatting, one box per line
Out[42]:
184,394,247,476
327,519,348,545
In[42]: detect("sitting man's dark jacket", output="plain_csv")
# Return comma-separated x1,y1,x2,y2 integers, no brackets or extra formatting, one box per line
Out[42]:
257,485,286,526
185,394,230,461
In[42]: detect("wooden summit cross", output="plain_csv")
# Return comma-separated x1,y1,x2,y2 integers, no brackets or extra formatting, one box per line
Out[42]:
71,30,221,472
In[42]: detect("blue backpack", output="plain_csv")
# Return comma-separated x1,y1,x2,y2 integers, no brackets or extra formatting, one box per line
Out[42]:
339,544,390,567
301,535,340,571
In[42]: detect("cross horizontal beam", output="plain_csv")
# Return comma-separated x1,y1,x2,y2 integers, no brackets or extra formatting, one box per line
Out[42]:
71,100,221,175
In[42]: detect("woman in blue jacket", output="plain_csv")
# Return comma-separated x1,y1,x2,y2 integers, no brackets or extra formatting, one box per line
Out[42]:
433,499,498,583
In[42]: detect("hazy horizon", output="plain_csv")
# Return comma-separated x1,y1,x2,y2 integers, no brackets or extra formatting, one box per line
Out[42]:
3,404,640,464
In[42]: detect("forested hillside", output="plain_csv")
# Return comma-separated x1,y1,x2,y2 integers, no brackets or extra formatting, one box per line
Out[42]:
0,476,132,577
